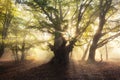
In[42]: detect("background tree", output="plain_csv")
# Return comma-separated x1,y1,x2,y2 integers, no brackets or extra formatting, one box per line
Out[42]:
7,12,35,62
87,0,120,63
0,0,14,57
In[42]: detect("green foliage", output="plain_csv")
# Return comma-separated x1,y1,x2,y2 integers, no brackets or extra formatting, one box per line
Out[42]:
34,0,48,6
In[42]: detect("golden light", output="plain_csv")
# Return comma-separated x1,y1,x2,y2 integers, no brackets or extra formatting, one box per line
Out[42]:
27,46,53,62
70,46,83,61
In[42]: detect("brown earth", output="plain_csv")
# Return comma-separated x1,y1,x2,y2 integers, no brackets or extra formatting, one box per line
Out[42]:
0,60,120,80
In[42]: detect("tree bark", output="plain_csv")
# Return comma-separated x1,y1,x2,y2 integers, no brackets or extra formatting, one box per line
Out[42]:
21,42,26,61
87,0,112,63
0,9,12,58
50,38,66,64
0,42,5,57
105,44,108,60
87,20,105,63
49,34,74,64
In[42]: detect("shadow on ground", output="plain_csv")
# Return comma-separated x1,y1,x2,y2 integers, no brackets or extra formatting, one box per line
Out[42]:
0,60,120,80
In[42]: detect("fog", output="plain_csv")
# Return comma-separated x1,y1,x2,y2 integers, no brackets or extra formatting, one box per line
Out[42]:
71,38,120,62
1,39,120,64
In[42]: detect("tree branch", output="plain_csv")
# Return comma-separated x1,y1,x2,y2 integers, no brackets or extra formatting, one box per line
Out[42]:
97,32,120,48
63,6,70,19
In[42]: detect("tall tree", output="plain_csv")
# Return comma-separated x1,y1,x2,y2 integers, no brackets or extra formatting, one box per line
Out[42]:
0,0,13,57
87,0,120,63
27,0,94,64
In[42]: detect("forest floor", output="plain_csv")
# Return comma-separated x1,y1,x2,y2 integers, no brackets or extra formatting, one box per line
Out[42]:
0,59,120,80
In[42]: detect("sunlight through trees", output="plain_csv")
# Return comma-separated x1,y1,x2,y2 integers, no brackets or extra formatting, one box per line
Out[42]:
0,0,120,64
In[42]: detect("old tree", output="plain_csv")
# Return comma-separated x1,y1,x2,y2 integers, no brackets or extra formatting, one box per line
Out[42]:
27,0,95,64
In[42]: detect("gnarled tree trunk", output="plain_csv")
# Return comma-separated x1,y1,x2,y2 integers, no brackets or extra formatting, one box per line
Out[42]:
49,33,74,64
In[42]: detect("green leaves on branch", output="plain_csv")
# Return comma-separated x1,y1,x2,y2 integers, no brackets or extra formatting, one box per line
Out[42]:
34,0,48,7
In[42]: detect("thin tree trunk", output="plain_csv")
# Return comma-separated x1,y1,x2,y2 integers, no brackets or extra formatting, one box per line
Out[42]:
81,40,91,61
105,44,108,60
0,42,5,57
12,47,19,63
21,42,25,61
15,45,19,62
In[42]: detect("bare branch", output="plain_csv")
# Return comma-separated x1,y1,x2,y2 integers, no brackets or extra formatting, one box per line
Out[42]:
101,25,120,37
105,8,117,20
63,6,70,19
97,32,120,48
76,0,92,28
40,7,55,26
